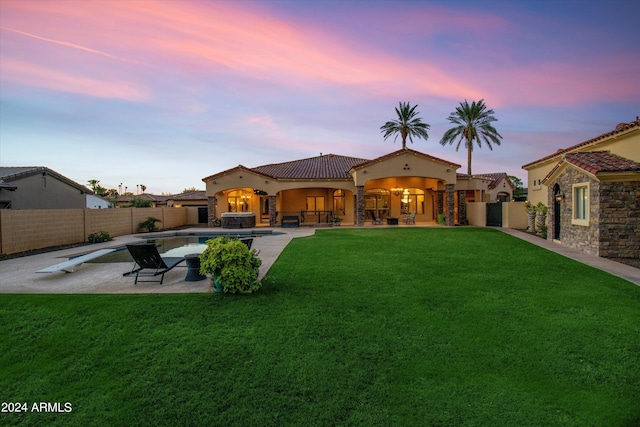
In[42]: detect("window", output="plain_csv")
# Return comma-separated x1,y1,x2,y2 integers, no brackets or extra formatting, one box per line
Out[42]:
227,190,251,212
306,196,325,211
572,183,589,225
400,188,425,214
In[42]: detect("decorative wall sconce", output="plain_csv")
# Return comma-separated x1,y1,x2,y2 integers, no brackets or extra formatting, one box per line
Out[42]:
555,192,564,202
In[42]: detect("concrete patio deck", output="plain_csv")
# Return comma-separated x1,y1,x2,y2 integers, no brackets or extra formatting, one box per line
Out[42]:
0,225,637,294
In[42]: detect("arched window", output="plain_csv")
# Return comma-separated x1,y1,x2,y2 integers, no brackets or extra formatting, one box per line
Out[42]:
400,188,425,214
227,190,251,212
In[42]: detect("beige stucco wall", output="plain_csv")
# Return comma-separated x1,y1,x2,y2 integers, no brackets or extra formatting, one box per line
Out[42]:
351,151,457,186
466,202,486,226
0,208,192,254
502,202,528,229
1,173,87,209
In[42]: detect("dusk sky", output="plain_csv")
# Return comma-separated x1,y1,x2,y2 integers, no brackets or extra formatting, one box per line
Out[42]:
1,0,638,195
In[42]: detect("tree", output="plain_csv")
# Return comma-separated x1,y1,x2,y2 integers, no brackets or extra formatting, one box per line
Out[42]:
380,102,430,150
439,99,502,175
88,179,100,191
182,186,198,193
509,175,526,200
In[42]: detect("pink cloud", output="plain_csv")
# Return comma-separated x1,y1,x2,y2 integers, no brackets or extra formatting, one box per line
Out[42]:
0,0,485,101
0,58,150,101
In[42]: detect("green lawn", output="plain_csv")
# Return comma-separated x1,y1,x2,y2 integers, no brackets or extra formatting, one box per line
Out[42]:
1,228,639,426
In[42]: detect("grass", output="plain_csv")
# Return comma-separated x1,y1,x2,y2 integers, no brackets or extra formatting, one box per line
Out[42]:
1,228,639,426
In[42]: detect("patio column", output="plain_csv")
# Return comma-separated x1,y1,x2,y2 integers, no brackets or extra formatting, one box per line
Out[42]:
457,190,467,225
436,191,444,216
207,196,217,226
268,195,276,226
446,184,455,226
356,185,365,226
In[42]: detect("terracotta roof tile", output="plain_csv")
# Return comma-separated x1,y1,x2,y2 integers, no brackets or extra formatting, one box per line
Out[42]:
563,151,640,174
252,154,370,179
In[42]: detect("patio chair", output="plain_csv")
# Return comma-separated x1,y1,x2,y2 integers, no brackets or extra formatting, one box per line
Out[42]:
369,211,383,225
123,243,185,284
403,211,417,224
240,238,253,250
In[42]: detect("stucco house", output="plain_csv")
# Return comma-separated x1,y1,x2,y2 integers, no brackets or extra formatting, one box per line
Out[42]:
522,118,640,260
202,148,503,227
0,166,93,209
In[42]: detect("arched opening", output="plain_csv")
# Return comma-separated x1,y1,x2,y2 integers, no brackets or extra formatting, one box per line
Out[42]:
553,183,562,240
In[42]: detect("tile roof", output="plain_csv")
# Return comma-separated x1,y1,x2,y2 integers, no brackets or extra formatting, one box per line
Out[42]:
523,117,640,169
252,154,370,179
563,151,640,174
168,190,206,200
542,151,640,183
477,172,512,189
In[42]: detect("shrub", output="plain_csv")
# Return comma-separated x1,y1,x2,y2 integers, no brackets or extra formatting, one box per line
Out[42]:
199,237,262,294
139,217,160,232
125,198,152,208
88,231,112,243
436,214,446,225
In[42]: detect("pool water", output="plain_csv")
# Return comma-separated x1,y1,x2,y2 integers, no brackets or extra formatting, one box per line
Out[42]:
88,232,277,263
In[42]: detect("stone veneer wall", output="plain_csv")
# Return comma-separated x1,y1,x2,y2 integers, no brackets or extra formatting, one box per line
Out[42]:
207,196,217,226
599,181,640,259
548,168,600,256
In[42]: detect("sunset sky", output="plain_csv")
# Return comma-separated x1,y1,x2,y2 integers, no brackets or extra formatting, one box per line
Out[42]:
1,0,638,194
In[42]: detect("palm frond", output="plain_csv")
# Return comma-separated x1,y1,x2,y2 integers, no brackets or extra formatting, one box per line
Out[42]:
380,101,430,149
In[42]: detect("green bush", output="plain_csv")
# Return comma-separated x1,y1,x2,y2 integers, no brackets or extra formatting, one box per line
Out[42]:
87,231,112,243
139,217,160,232
436,213,446,225
199,237,262,294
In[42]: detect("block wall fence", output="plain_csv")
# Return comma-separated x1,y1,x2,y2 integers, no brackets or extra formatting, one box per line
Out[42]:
0,207,199,255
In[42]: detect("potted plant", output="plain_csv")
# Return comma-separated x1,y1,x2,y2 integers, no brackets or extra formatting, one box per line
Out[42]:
524,201,537,233
331,215,342,226
199,237,262,293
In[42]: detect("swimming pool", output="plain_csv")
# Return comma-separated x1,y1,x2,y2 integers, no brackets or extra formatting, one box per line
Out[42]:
87,230,281,263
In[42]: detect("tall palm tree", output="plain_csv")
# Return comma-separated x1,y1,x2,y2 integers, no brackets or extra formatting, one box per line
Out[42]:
380,102,430,150
439,99,502,175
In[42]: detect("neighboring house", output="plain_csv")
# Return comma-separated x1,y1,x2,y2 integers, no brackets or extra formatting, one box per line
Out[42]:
110,193,167,208
165,191,207,208
478,173,515,202
86,194,112,209
0,167,93,209
166,191,208,224
202,148,499,227
522,118,640,260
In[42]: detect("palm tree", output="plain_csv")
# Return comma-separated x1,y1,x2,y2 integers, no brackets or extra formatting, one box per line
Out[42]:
380,102,430,150
439,99,502,176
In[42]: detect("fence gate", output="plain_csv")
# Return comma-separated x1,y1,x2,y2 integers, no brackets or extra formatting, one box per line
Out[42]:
486,203,502,226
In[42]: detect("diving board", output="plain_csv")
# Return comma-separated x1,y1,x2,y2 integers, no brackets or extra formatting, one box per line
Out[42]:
36,249,116,273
